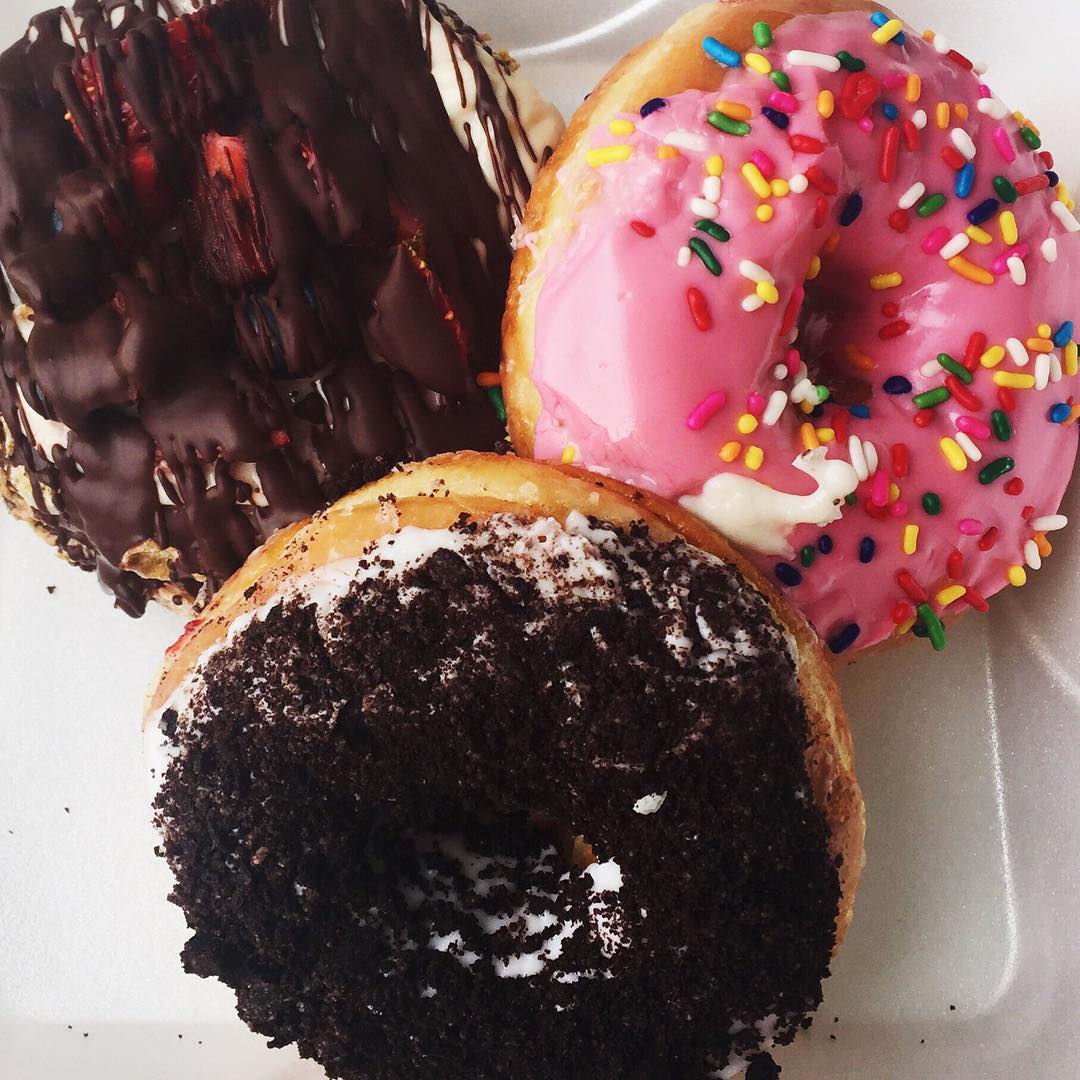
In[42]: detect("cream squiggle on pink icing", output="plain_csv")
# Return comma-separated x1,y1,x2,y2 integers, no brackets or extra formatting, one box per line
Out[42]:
528,10,1080,653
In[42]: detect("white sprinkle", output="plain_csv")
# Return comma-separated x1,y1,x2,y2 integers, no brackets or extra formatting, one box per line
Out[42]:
677,246,692,268
1024,539,1042,571
933,33,950,54
863,440,879,476
690,197,719,219
1050,352,1063,383
633,792,668,815
940,233,970,260
1042,238,1059,263
951,128,977,161
1051,200,1080,233
912,109,928,130
919,358,942,378
1006,338,1029,367
848,435,869,482
898,181,926,210
772,364,789,380
664,130,708,152
1007,255,1027,286
976,96,1008,119
702,175,723,203
741,294,766,312
739,260,774,283
955,431,983,462
787,50,841,71
789,173,809,194
1032,514,1068,532
763,390,789,426
1034,352,1051,391
973,59,989,76
790,378,816,404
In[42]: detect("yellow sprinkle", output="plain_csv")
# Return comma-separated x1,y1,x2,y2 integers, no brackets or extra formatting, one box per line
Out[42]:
800,422,820,451
744,51,772,74
719,441,742,463
806,255,822,281
896,616,917,636
966,225,993,246
799,399,814,414
940,438,968,472
936,584,967,608
845,344,876,371
741,162,772,199
1065,341,1078,377
1018,113,1039,135
947,256,994,285
935,101,950,129
902,523,920,556
744,445,764,471
889,483,900,503
871,17,903,44
1026,338,1054,353
1035,532,1053,558
921,30,936,43
705,154,726,177
993,371,1036,389
587,144,633,167
905,73,922,103
823,232,841,254
870,272,903,290
1036,323,1053,339
954,102,969,120
999,210,1018,246
657,145,680,160
817,89,835,118
816,427,836,444
1067,403,1080,426
561,445,577,464
716,100,753,122
770,178,790,198
980,345,1006,369
1007,565,1027,587
756,204,775,223
756,280,780,304
608,119,636,136
736,413,759,435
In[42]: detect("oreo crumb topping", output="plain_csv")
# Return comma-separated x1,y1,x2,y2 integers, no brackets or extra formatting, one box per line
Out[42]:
154,513,840,1078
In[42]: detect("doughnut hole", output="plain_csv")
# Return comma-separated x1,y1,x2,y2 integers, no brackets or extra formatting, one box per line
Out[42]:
798,269,875,408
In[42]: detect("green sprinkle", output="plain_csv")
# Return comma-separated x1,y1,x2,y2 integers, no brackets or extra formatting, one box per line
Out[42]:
695,219,731,243
844,492,858,506
836,50,866,72
485,386,507,425
917,603,947,652
913,386,950,409
770,70,792,92
1020,126,1042,150
936,353,972,384
993,175,1019,203
978,456,1015,485
800,544,816,568
707,111,751,136
752,20,773,47
916,193,948,218
991,409,1013,441
688,237,722,276
816,385,830,404
922,492,942,516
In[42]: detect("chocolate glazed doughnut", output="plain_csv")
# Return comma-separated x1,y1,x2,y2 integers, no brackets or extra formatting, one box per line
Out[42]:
145,452,864,1080
0,0,562,613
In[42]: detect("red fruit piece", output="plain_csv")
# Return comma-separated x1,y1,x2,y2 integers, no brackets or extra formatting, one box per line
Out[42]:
840,72,879,121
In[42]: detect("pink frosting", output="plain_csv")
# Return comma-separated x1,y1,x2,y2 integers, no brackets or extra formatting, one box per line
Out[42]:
528,10,1080,653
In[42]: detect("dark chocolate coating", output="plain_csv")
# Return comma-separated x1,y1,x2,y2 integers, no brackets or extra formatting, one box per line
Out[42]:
0,0,546,613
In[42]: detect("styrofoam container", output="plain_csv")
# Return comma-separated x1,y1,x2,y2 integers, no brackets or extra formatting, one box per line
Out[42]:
1,2,1078,1077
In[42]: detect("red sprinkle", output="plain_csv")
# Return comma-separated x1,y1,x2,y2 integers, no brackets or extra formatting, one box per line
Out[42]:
1004,477,1024,496
880,125,900,182
630,219,656,238
271,429,291,447
901,119,920,151
832,409,850,443
839,71,880,121
997,387,1017,413
805,165,839,195
897,569,928,604
888,208,910,232
813,195,829,228
891,600,915,625
1022,504,1036,521
891,442,910,478
882,301,900,318
947,548,965,580
879,319,910,340
945,376,982,412
781,285,805,336
789,134,826,154
978,527,999,552
962,331,987,372
946,49,974,70
941,145,967,171
687,287,712,331
1015,175,1050,196
963,585,990,613
864,499,890,520
913,409,934,428
1038,150,1055,170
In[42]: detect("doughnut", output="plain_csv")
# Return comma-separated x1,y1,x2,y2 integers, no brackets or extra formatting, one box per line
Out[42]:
145,452,864,1079
0,0,562,614
503,0,1080,656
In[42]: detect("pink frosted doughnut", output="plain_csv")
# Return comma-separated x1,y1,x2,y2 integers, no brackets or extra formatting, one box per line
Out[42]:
504,1,1080,655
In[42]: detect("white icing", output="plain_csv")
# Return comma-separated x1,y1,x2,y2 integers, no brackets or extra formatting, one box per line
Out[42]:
15,384,69,461
679,448,859,558
632,792,667,815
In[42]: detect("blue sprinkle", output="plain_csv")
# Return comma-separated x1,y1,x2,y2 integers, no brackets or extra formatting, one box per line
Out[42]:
882,102,899,122
1052,321,1074,348
1049,403,1072,424
859,537,876,564
883,375,913,395
702,36,741,67
828,622,861,654
51,209,64,234
1046,170,1060,188
640,97,667,118
869,10,906,44
809,403,825,419
839,192,864,227
762,107,790,130
849,403,871,419
775,562,803,588
966,198,999,226
818,534,834,555
955,162,976,199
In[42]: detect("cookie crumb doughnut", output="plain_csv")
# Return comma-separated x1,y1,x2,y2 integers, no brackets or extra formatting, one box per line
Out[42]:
503,1,1080,657
146,452,864,1079
0,0,562,614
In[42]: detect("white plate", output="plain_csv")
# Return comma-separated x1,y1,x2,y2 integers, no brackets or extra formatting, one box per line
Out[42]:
2,2,1079,1077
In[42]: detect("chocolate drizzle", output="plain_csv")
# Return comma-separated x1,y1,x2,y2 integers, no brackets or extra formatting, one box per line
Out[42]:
0,0,548,613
